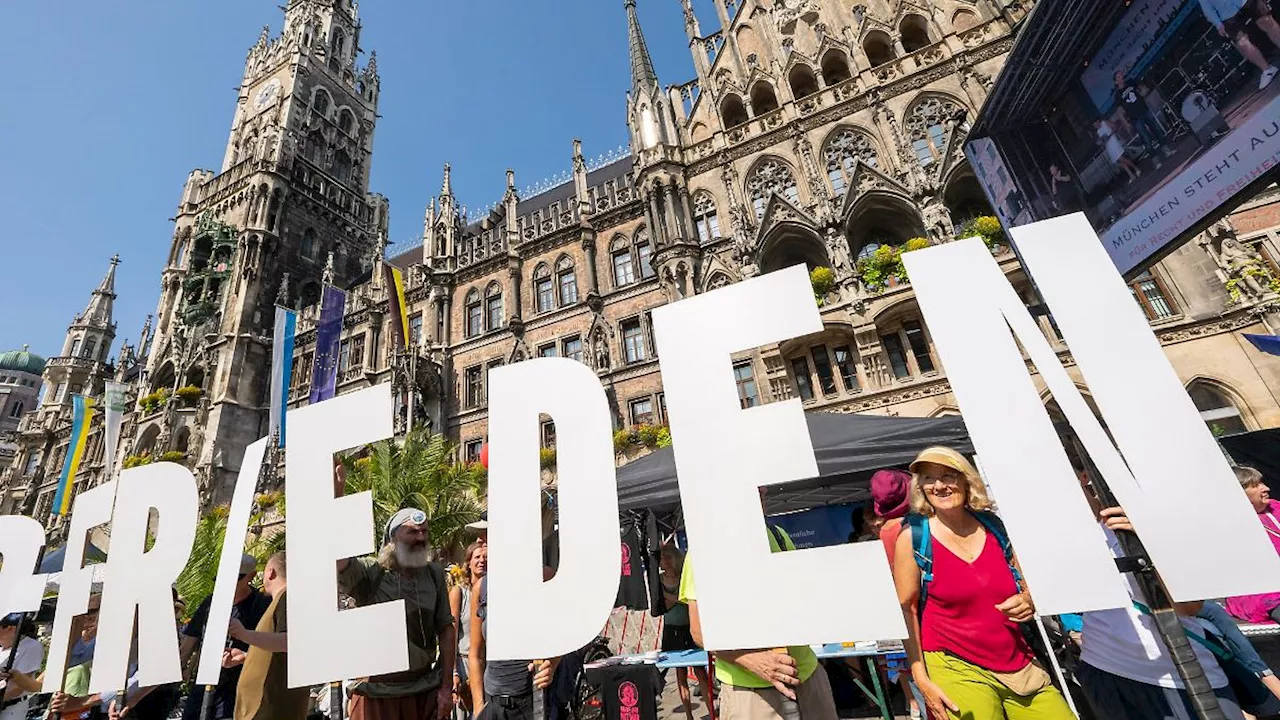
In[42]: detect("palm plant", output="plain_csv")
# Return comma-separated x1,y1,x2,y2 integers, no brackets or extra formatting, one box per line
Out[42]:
174,498,286,613
342,428,487,557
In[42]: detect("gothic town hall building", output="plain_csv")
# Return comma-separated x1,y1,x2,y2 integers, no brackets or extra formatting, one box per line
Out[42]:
6,0,1280,529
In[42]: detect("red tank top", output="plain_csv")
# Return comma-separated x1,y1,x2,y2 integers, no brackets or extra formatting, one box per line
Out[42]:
919,529,1033,673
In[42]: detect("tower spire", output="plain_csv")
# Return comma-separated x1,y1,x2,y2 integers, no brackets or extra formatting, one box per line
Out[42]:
625,0,659,95
82,255,120,326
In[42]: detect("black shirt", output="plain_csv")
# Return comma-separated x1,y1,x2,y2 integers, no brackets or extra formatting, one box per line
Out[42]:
1116,83,1151,120
180,588,272,720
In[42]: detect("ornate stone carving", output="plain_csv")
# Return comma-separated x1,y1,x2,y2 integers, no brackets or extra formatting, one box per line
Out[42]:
1198,218,1275,301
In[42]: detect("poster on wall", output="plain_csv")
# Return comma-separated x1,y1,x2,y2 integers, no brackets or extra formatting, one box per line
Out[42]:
967,0,1280,276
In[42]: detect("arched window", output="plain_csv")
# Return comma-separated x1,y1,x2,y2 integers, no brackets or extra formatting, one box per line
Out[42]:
312,89,331,118
635,230,655,279
788,64,820,98
721,94,749,128
484,283,504,331
306,130,326,165
301,228,318,260
1188,382,1247,436
746,159,801,219
465,289,483,338
337,109,355,135
952,8,980,31
83,338,97,360
556,256,579,305
9,400,24,418
533,263,555,313
611,235,635,287
863,31,896,67
693,193,721,244
69,337,82,357
900,14,932,52
906,97,963,166
751,82,780,115
332,149,352,182
821,49,853,84
824,129,879,195
330,29,346,71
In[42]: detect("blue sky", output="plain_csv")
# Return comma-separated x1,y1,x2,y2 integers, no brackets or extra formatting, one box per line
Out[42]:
0,0,714,360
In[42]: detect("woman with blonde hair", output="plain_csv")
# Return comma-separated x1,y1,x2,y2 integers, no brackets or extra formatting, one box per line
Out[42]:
892,446,1073,720
451,541,487,718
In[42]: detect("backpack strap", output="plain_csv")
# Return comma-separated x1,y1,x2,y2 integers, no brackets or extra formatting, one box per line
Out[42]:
904,514,933,617
972,510,1024,591
768,525,790,552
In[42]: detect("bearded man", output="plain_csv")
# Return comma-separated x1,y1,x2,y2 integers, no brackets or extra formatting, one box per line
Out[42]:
336,458,456,720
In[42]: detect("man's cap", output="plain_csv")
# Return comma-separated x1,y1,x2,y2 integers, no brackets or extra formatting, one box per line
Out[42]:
0,612,23,627
240,553,257,576
870,469,912,520
386,507,428,543
465,511,488,533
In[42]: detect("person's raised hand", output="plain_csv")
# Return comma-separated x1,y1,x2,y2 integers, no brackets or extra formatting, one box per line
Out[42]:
732,651,800,699
995,592,1035,623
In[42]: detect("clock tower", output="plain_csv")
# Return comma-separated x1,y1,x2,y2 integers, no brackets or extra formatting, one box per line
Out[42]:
142,0,389,504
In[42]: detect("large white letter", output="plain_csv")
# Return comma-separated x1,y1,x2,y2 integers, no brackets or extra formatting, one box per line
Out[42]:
196,438,269,685
286,384,406,687
902,236,1129,615
0,516,46,618
653,265,906,650
43,481,117,693
487,358,620,661
1013,214,1280,601
92,463,198,692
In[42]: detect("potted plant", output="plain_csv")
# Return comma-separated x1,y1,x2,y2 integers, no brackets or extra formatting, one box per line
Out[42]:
159,451,187,464
175,385,204,406
959,215,1007,252
810,266,836,306
855,244,907,291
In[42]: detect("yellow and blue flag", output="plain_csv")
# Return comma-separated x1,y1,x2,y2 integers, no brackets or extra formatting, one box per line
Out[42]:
53,395,96,517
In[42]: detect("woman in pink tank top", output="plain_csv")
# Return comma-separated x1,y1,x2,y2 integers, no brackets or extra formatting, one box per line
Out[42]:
891,447,1073,720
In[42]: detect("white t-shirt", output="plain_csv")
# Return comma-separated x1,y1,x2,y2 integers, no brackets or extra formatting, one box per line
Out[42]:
0,636,46,697
1080,528,1227,689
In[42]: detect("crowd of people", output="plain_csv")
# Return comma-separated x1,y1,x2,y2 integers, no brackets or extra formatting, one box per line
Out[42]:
4,445,1280,720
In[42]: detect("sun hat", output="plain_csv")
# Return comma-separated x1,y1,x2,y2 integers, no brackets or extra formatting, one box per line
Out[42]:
870,469,912,519
908,446,979,479
465,511,488,533
239,553,258,576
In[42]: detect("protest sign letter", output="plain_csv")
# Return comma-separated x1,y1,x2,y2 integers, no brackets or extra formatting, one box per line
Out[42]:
43,480,117,693
653,265,906,649
92,463,198,691
487,358,620,661
0,516,46,618
286,383,407,687
195,438,269,685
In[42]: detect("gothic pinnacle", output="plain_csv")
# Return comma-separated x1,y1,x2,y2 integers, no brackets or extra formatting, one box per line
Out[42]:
625,0,658,95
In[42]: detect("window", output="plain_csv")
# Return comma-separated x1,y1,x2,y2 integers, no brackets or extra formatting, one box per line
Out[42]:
23,453,39,475
824,130,878,196
486,291,504,331
350,334,365,370
301,228,318,260
658,392,667,423
541,419,557,448
69,338,81,357
1189,382,1247,436
534,264,555,313
464,440,483,464
53,382,68,404
83,338,98,359
811,345,838,395
833,346,860,391
746,160,801,220
465,290,482,338
882,333,911,379
613,249,636,287
409,313,424,347
622,320,647,364
1130,271,1178,320
734,362,760,408
312,89,330,117
558,267,578,305
630,398,655,427
538,344,557,358
338,339,352,374
790,358,814,401
465,366,484,408
562,336,583,363
337,109,355,135
693,193,721,244
636,242,655,279
8,401,24,418
903,321,935,373
906,97,963,167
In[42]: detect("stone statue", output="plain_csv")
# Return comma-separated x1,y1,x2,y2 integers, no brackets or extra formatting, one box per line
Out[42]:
922,201,954,244
824,226,854,278
592,332,610,371
1200,218,1272,300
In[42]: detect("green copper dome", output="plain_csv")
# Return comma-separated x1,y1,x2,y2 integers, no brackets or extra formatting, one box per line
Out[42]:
0,345,47,376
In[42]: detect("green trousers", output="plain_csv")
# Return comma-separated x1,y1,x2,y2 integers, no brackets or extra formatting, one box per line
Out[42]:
924,651,1075,720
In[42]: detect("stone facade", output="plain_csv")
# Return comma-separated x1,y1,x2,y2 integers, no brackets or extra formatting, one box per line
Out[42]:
6,0,1280,530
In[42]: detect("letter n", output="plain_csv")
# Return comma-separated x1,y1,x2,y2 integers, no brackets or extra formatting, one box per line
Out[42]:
901,213,1280,612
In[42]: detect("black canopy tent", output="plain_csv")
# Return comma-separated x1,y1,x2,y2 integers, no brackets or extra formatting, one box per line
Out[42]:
1220,429,1280,482
616,412,974,516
